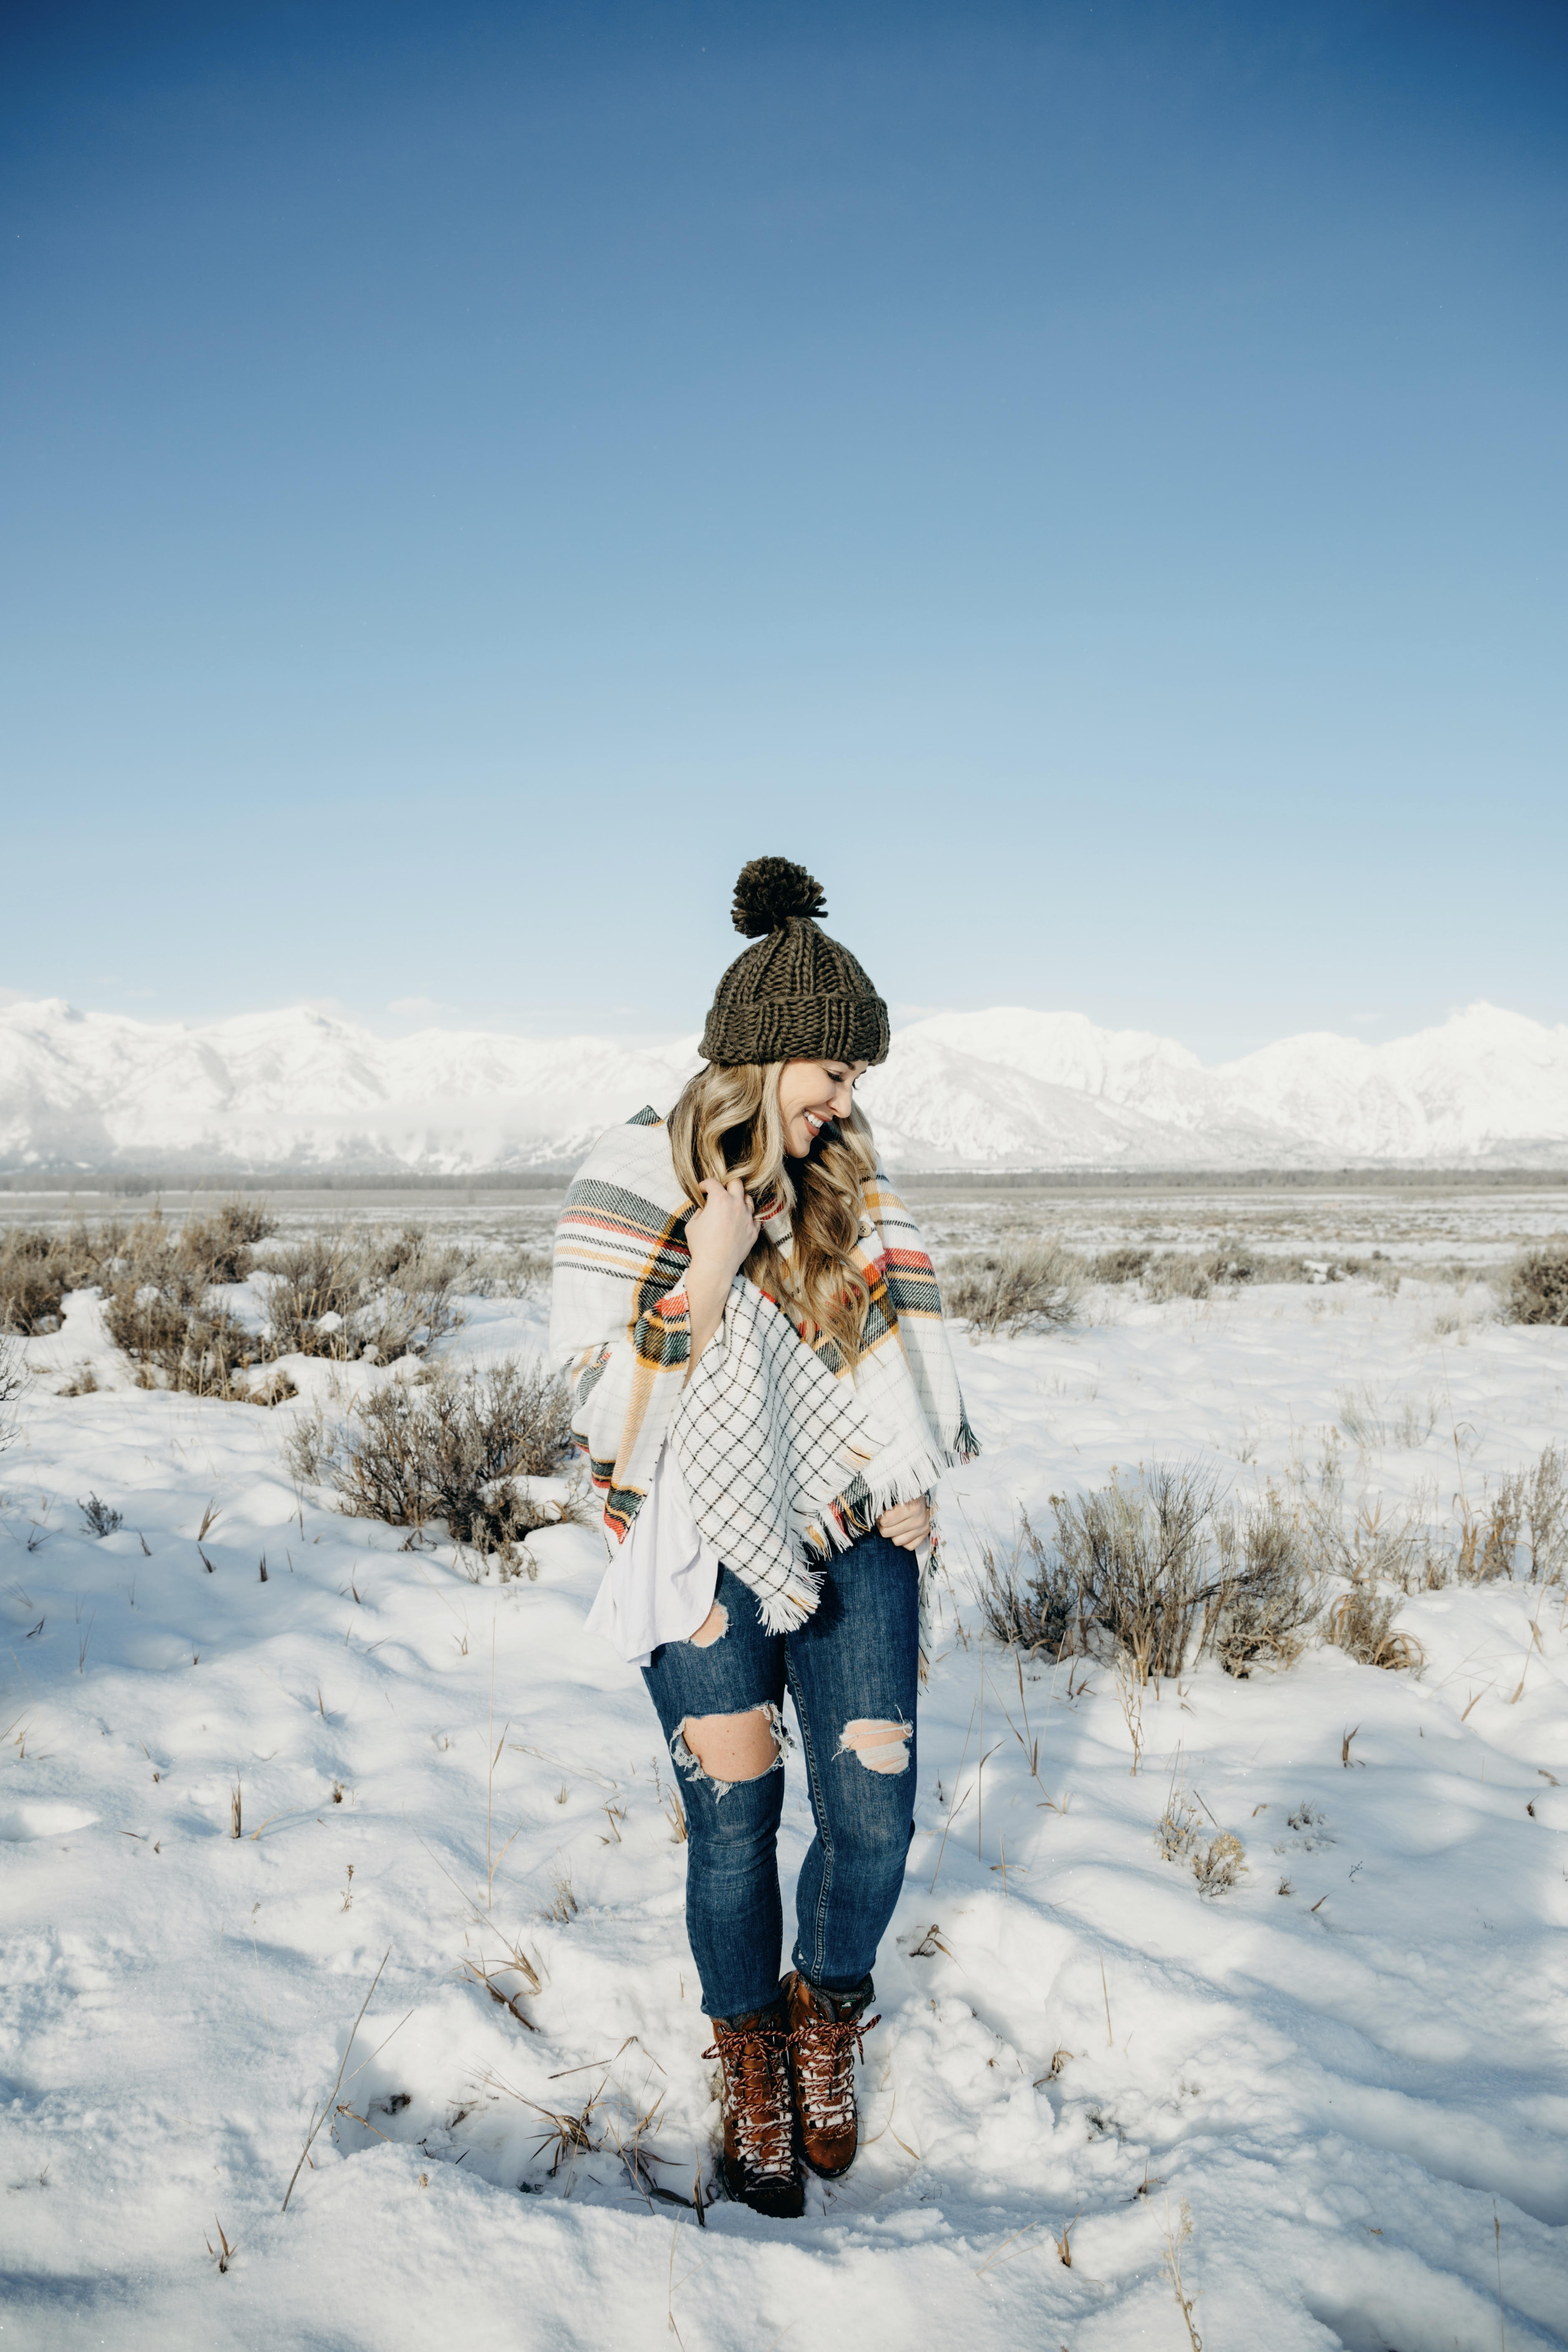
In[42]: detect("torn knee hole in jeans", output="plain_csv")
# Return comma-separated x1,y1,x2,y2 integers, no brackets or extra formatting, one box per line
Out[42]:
672,1702,791,1801
837,1718,912,1775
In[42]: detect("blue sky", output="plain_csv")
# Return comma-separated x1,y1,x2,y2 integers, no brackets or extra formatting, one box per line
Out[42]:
3,0,1564,1060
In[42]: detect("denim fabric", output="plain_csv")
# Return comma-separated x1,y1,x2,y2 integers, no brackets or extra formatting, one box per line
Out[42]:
641,1529,919,2020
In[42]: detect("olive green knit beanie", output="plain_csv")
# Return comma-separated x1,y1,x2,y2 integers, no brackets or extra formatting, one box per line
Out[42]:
699,857,891,1069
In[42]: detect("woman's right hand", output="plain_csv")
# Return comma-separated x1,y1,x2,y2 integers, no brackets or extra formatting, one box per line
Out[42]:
685,1176,760,1284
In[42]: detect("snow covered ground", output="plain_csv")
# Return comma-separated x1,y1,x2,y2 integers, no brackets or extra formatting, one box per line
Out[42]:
3,1206,1568,2349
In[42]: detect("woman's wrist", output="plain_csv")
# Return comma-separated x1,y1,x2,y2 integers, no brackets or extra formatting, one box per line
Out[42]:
684,1258,734,1373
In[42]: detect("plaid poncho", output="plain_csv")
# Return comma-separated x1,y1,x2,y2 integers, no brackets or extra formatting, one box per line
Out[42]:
548,1108,978,1666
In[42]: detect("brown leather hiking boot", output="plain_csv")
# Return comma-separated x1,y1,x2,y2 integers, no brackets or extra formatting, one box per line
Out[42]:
704,2002,804,2218
783,1971,880,2180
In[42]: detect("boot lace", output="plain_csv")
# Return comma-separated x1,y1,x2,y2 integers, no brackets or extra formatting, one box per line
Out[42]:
704,2022,796,2183
793,2010,880,2133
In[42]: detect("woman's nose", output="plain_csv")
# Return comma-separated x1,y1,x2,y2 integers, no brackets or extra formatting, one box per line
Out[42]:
830,1080,853,1116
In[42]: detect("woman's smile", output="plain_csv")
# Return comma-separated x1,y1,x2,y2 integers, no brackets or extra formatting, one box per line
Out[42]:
778,1059,869,1158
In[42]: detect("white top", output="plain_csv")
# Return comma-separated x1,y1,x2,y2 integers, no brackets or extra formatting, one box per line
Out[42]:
584,1435,722,1670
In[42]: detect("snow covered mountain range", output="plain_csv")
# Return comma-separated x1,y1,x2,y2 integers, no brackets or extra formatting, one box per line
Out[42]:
2,996,1565,1175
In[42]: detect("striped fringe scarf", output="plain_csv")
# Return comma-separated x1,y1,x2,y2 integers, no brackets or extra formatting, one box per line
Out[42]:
548,1108,978,1670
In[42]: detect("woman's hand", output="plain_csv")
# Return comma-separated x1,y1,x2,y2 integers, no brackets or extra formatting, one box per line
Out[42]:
877,1496,931,1552
683,1176,760,1372
685,1176,760,1283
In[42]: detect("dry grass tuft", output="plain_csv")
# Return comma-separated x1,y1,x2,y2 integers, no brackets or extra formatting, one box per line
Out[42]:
1455,1487,1521,1585
542,1864,579,1924
205,2216,237,2274
1192,1832,1246,1898
1520,1445,1568,1583
1324,1589,1424,1671
660,1777,689,1845
943,1240,1086,1337
78,1492,122,1538
1336,1382,1438,1450
462,1948,541,2030
1156,1787,1202,1861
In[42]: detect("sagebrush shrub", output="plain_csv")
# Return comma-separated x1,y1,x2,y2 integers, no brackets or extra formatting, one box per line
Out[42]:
1142,1253,1214,1304
0,1221,105,1334
943,1240,1086,1336
263,1224,463,1363
79,1492,123,1537
0,1200,474,1398
976,1512,1081,1657
979,1468,1319,1679
314,1358,578,1565
1088,1247,1151,1285
1054,1464,1223,1677
1502,1240,1568,1327
464,1244,553,1299
0,1335,22,1451
98,1206,278,1396
1207,1496,1320,1673
0,1202,280,1394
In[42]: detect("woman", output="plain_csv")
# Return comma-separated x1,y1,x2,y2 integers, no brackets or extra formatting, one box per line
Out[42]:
549,857,976,2218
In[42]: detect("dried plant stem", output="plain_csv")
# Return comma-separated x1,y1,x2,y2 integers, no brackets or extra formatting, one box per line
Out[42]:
485,1623,518,1906
973,2219,1042,2276
977,1618,985,1859
1114,1648,1144,1774
281,1947,390,2211
928,1697,977,1891
1162,2201,1203,2350
1099,1948,1113,2047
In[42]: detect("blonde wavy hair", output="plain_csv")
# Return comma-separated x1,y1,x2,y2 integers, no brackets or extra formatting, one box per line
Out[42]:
667,1062,879,1366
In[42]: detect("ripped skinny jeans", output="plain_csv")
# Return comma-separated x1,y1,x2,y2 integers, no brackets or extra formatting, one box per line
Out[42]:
641,1529,919,2021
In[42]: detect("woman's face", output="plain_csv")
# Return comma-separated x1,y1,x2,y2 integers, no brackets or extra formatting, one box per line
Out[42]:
777,1057,870,1159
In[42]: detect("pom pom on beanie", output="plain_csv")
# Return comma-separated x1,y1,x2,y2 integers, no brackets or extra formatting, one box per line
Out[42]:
730,857,828,937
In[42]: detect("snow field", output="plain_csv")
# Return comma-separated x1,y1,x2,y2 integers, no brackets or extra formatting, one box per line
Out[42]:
3,1267,1567,2350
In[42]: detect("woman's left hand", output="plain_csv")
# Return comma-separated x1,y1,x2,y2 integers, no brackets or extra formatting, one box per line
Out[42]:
877,1496,931,1551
